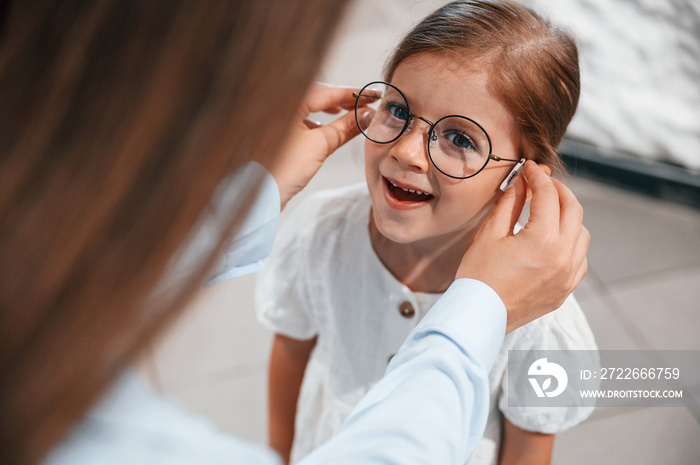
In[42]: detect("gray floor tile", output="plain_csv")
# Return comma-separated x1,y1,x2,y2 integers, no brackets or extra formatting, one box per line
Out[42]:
320,0,453,84
576,291,650,351
568,177,700,284
318,0,452,87
606,266,700,350
572,273,598,303
164,367,270,445
319,21,394,86
552,407,700,465
150,273,274,391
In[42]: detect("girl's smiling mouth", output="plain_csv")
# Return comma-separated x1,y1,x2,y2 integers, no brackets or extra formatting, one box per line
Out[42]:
383,176,434,209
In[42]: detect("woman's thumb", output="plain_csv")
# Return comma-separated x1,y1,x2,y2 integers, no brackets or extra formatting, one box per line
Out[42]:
320,111,362,155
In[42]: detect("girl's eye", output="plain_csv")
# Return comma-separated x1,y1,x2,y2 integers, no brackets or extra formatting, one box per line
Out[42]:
444,131,476,150
384,102,409,121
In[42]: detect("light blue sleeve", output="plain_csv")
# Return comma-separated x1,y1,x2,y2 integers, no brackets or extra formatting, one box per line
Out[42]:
42,371,282,465
159,160,280,288
299,278,507,465
160,161,280,291
205,161,280,285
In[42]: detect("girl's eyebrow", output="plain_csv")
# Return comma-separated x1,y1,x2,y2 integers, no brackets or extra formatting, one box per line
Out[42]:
384,88,404,100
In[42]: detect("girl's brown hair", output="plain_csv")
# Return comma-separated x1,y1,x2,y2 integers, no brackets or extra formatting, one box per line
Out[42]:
384,0,580,175
0,1,349,464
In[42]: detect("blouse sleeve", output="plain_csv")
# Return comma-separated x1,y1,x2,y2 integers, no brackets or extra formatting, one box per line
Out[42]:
206,161,281,285
254,198,318,340
42,371,282,465
499,294,599,434
155,161,280,296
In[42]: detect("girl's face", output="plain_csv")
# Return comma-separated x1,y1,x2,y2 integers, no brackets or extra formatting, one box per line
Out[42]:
365,52,520,245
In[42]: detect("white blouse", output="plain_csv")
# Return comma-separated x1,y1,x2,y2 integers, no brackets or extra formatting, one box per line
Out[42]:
256,183,598,465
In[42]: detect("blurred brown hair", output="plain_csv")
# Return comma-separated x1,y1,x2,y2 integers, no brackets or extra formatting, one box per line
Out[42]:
0,0,349,463
384,0,580,175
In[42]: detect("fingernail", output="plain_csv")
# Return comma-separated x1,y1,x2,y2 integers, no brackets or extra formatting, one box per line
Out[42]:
502,175,520,192
510,176,521,189
360,110,373,130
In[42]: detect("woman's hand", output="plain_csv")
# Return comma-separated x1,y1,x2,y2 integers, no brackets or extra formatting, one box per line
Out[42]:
456,161,590,333
261,83,372,210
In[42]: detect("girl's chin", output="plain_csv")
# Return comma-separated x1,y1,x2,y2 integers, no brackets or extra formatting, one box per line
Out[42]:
371,214,427,244
372,209,478,248
377,230,417,244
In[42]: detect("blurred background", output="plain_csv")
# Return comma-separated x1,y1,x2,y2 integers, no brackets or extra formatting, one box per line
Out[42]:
140,1,700,464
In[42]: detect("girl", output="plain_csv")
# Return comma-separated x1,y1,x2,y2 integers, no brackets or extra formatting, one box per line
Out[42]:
256,1,597,464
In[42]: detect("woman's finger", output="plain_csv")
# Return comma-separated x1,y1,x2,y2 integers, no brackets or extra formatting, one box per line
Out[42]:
303,118,322,129
552,178,584,242
304,84,361,114
479,175,527,239
571,225,590,278
522,161,560,233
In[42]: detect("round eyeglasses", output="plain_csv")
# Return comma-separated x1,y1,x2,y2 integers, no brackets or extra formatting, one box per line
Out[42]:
354,81,521,179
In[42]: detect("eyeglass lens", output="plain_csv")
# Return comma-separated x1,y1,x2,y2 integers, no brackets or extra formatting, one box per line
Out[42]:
355,82,492,179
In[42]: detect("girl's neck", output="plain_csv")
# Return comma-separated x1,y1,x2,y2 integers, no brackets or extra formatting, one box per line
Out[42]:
368,213,478,294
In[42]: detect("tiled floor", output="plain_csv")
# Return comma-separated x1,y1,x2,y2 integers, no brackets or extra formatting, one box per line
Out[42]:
141,1,700,464
550,179,700,465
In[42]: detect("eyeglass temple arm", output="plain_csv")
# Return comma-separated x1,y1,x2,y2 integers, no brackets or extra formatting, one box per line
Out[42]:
353,91,382,100
489,154,522,163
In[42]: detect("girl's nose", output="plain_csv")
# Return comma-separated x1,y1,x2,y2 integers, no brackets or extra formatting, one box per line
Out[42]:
389,119,431,173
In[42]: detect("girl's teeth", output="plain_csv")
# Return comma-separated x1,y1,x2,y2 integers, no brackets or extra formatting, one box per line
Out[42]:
388,178,430,196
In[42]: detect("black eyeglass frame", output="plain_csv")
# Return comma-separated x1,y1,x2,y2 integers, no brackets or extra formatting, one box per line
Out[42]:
353,80,521,180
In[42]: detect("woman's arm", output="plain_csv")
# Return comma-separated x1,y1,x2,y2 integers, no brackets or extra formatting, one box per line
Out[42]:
268,333,317,464
498,418,554,465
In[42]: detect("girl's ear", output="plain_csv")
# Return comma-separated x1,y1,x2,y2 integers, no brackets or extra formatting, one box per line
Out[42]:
525,164,552,202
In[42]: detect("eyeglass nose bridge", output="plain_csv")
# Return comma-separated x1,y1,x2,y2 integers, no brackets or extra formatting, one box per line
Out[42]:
405,114,434,133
